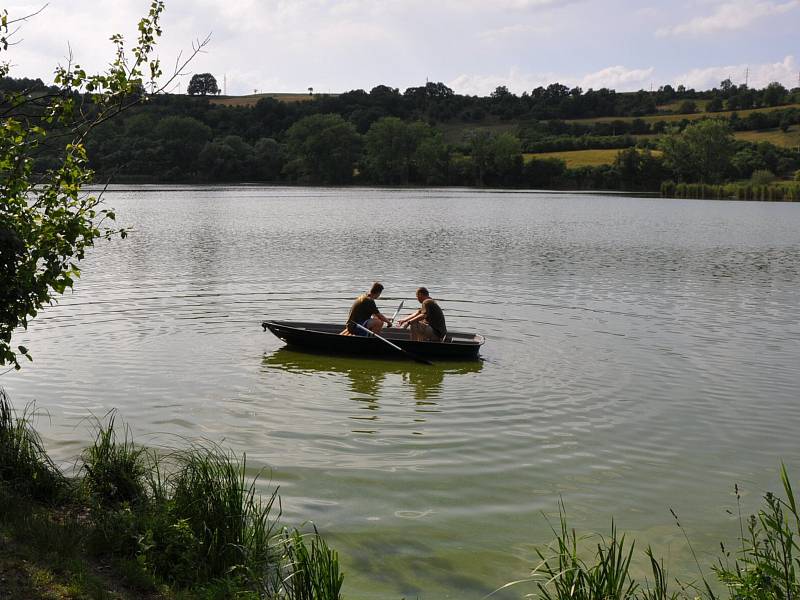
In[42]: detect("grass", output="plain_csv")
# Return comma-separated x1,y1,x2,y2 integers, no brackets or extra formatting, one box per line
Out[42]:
734,126,800,149
208,93,325,107
81,411,149,506
563,103,800,125
0,389,343,599
0,389,64,499
523,148,640,167
495,464,800,600
278,526,344,600
167,442,280,586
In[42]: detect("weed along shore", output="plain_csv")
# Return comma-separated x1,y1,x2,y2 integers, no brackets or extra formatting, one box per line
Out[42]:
0,390,343,599
3,388,800,600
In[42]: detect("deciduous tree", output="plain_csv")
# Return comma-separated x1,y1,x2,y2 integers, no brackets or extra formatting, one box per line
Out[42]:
187,72,219,96
660,120,735,183
0,2,206,369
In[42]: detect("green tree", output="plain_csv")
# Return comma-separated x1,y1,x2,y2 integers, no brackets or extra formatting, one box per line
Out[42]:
155,116,213,176
363,117,436,184
187,72,219,95
1,3,205,369
413,132,450,185
198,135,254,181
283,114,361,184
660,119,735,183
469,131,523,186
763,81,787,107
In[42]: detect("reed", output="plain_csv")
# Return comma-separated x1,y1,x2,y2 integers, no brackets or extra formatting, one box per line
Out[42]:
0,389,63,499
80,410,148,506
527,503,638,600
714,463,800,600
168,442,281,587
278,525,344,600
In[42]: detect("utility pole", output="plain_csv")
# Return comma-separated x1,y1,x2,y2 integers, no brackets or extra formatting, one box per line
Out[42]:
224,74,227,96
745,67,749,88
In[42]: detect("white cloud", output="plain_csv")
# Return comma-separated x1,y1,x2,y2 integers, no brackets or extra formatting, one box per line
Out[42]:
478,24,548,41
580,65,655,90
448,64,656,96
676,55,798,89
657,0,800,36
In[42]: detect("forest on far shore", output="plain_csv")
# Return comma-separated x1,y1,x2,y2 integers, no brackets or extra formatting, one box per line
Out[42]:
4,75,800,192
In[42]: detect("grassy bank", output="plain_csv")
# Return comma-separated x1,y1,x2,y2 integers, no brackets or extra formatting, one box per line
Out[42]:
0,390,342,599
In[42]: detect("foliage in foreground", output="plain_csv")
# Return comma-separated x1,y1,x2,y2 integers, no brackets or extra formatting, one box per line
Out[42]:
0,390,343,599
0,389,64,499
499,464,799,600
0,2,207,371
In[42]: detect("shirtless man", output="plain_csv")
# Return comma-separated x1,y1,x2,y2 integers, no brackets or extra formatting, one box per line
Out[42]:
397,287,447,342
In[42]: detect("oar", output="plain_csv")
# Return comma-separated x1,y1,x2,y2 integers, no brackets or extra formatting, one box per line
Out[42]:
352,321,433,365
389,300,404,326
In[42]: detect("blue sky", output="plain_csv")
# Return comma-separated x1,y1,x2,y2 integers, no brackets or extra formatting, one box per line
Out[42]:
6,0,799,96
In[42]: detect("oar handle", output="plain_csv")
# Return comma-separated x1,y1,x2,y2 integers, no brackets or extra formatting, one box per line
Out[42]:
351,321,433,365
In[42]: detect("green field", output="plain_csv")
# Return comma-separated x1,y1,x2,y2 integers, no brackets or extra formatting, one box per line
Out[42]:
734,126,800,148
564,103,800,125
209,92,330,107
524,148,663,168
523,148,621,167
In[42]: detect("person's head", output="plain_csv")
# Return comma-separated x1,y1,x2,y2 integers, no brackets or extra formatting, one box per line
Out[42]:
369,282,384,298
416,286,430,303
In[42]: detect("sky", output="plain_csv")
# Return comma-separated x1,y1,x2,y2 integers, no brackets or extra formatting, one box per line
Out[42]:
4,0,800,96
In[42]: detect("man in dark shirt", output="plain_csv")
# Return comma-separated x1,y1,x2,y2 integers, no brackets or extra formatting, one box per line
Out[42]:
343,282,393,335
397,287,447,341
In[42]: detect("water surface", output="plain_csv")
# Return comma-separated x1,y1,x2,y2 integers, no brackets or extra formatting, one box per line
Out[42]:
4,186,800,599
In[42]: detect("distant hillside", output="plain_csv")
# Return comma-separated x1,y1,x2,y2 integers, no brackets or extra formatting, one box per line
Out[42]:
3,75,798,191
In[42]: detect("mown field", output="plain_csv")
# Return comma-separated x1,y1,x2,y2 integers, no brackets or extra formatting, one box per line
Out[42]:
209,92,325,107
564,103,800,125
734,125,800,148
523,148,625,167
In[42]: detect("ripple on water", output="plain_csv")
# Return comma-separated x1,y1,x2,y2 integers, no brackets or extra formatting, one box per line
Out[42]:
4,188,800,600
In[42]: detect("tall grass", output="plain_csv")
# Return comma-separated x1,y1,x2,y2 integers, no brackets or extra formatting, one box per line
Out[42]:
278,525,344,600
80,410,148,506
1,397,343,598
714,463,800,600
522,503,639,600
0,389,63,499
499,466,799,600
168,442,280,586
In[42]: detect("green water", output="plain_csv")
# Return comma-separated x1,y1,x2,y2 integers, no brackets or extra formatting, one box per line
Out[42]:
4,186,800,598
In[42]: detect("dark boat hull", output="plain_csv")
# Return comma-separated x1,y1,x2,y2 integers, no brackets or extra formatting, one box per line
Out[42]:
262,321,484,360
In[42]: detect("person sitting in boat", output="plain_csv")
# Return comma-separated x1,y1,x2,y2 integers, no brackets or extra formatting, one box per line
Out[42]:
397,287,447,342
343,282,394,336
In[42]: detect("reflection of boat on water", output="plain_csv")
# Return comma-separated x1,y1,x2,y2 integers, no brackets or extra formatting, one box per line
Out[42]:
262,320,484,360
262,347,483,400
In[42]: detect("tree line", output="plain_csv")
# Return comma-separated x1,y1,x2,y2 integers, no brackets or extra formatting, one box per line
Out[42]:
3,76,799,191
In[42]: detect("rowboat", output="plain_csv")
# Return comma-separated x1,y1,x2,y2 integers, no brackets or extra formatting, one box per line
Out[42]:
262,320,485,360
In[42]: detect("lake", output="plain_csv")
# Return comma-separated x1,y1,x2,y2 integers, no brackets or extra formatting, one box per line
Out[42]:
4,186,800,599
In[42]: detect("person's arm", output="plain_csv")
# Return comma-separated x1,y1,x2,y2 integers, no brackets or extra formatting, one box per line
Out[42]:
397,309,424,328
374,311,393,325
